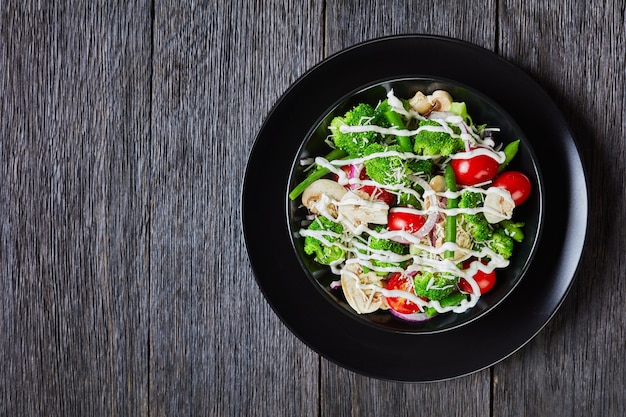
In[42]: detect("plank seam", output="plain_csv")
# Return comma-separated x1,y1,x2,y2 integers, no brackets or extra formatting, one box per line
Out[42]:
147,0,155,415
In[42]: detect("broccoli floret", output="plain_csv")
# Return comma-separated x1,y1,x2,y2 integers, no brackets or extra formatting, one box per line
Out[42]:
413,119,464,156
413,271,458,301
363,143,411,186
330,103,384,156
465,219,493,242
368,226,407,254
397,192,420,207
488,228,514,259
373,100,394,127
375,99,392,114
458,191,493,242
303,216,345,265
367,225,408,272
376,99,414,152
375,98,411,121
407,158,434,176
459,190,483,208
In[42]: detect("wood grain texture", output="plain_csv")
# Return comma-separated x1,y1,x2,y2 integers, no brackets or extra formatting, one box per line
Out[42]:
149,1,324,415
0,0,624,416
495,1,626,416
325,0,498,55
321,361,491,416
0,1,152,416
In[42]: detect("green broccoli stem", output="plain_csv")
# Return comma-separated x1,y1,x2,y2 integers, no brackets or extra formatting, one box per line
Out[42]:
383,110,412,152
444,164,458,258
288,148,348,200
498,140,520,173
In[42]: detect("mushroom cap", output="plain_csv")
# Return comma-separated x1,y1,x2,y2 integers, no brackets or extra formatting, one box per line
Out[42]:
340,263,387,314
483,187,515,223
430,90,453,112
301,179,348,215
337,191,389,227
408,89,453,115
409,91,432,115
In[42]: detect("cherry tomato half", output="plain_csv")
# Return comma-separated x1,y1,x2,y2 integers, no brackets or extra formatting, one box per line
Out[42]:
450,154,499,186
492,171,532,205
458,263,497,295
332,164,365,182
359,185,396,205
385,272,420,314
388,207,427,234
333,165,396,205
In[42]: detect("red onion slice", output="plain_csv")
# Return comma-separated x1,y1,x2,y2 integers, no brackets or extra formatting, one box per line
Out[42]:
412,211,438,239
386,206,439,244
345,163,365,190
389,308,433,322
399,175,440,240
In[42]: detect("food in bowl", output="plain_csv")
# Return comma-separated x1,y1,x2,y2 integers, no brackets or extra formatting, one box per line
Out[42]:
289,87,532,322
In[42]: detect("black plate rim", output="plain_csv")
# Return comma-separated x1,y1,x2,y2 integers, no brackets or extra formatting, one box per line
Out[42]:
241,34,588,382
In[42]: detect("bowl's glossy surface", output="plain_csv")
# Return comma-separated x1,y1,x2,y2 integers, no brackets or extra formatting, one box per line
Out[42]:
288,77,544,334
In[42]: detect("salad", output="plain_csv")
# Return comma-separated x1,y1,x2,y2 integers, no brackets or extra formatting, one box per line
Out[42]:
289,89,532,322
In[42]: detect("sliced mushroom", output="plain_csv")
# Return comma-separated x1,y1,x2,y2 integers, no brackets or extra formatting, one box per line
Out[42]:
302,179,348,217
337,191,388,227
409,91,433,115
408,90,453,115
340,262,387,314
429,90,453,112
483,187,515,223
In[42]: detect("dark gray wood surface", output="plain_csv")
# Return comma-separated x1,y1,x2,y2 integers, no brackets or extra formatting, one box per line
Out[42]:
1,1,623,416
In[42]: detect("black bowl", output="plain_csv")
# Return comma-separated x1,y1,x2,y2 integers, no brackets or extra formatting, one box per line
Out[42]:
288,77,544,333
242,35,587,381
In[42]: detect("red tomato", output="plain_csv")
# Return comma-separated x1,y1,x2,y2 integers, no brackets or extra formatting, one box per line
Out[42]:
450,155,499,186
385,273,420,314
458,263,497,294
332,164,364,181
359,185,396,205
388,207,426,233
492,171,532,205
333,165,395,205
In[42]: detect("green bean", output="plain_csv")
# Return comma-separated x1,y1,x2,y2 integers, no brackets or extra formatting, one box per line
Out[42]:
439,291,468,308
498,139,520,173
322,148,347,163
444,164,458,258
288,149,347,200
384,110,412,152
501,220,525,242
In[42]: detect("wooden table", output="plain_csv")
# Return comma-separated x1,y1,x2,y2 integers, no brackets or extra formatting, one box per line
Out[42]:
1,1,623,415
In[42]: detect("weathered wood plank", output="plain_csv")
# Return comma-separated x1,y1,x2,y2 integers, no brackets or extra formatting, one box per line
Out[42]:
320,1,497,414
325,0,499,56
149,1,324,415
1,1,623,416
321,361,491,416
0,1,152,416
495,1,626,415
